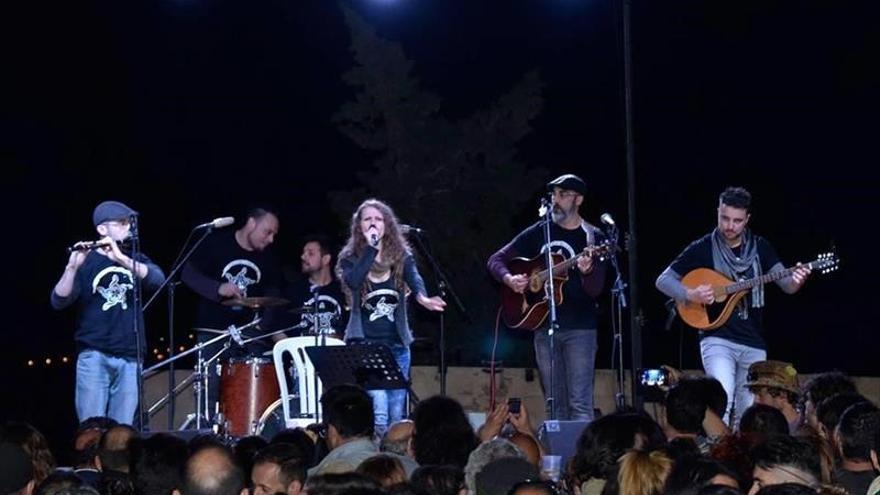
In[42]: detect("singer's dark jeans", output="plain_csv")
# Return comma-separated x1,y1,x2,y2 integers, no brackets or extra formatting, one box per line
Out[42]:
534,328,597,421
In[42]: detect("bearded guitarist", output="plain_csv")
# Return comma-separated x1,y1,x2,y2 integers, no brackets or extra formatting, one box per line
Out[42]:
656,186,811,427
487,174,607,421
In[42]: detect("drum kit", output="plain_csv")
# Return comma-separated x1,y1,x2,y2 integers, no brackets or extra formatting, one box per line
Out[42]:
144,295,344,438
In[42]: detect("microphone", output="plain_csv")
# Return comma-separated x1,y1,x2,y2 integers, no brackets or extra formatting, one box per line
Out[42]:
67,240,113,253
600,213,616,227
196,217,235,230
400,224,425,234
370,233,379,247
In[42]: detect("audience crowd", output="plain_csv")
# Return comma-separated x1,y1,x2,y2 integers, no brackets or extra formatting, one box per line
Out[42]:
2,362,878,495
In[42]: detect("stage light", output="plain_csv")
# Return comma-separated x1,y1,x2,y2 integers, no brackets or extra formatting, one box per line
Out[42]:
27,360,34,367
62,357,69,363
45,358,52,365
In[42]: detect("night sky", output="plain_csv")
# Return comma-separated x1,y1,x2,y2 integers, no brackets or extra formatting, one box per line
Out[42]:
4,0,878,445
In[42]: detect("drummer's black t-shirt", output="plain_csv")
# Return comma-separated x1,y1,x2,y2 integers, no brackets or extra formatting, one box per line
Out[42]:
182,229,282,331
282,276,348,336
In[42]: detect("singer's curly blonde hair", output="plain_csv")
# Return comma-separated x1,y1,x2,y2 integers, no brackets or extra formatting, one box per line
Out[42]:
336,199,411,302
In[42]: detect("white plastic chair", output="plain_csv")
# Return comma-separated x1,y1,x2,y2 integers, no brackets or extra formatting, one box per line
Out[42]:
272,336,345,428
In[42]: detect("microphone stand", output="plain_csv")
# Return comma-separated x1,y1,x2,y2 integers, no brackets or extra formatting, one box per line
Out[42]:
605,223,629,410
310,284,323,423
540,195,560,420
128,214,146,431
142,223,220,430
408,230,468,396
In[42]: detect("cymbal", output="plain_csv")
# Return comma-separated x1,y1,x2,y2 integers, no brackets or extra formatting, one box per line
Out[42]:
221,296,290,309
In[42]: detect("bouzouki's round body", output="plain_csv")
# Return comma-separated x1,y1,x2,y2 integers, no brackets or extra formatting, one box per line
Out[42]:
676,268,746,330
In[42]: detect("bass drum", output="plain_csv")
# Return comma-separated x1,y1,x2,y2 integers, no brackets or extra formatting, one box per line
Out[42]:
254,395,314,438
219,357,280,437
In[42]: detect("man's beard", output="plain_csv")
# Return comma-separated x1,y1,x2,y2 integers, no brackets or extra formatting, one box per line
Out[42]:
552,206,568,223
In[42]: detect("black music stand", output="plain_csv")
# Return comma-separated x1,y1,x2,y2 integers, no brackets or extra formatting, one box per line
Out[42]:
305,343,408,392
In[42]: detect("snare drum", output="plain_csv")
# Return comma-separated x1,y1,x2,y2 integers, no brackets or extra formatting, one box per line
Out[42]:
220,357,280,437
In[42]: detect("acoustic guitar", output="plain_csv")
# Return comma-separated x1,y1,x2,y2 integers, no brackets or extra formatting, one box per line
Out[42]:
499,242,615,330
677,252,839,330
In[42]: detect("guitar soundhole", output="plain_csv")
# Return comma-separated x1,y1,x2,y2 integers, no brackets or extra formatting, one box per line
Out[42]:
705,302,725,323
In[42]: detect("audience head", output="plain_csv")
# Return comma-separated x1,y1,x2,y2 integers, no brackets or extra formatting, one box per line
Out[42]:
801,372,856,430
746,362,801,420
130,433,189,495
749,436,820,495
301,472,383,495
411,395,479,469
409,465,464,495
664,455,740,495
251,443,307,495
269,430,314,467
834,401,880,463
97,425,139,474
233,436,268,490
617,449,673,495
739,405,790,439
1,442,35,495
356,455,406,488
474,457,539,495
380,421,414,457
665,378,723,435
3,422,56,486
463,439,525,494
569,411,666,484
320,385,374,449
174,446,245,495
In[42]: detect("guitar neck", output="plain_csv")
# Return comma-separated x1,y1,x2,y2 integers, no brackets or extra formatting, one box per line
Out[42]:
724,259,819,294
537,249,593,282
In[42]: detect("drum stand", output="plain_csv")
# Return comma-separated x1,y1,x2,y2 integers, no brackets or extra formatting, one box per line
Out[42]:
143,317,262,430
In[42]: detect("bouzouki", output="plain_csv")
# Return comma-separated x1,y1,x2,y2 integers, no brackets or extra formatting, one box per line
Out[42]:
499,241,615,330
677,252,839,330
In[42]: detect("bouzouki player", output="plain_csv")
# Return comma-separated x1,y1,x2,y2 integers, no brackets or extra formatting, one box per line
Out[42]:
656,186,811,426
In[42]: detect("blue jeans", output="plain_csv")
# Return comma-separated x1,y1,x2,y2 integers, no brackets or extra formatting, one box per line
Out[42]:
76,349,138,425
534,329,597,421
367,344,410,439
699,336,766,427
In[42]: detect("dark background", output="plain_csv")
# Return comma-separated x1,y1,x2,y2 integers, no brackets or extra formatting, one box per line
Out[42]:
3,0,877,459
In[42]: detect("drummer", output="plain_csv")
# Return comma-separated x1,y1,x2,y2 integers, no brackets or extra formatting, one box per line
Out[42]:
278,234,349,340
181,205,283,414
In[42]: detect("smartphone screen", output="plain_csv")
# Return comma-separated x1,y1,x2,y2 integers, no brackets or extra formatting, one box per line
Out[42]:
507,397,522,414
640,368,668,387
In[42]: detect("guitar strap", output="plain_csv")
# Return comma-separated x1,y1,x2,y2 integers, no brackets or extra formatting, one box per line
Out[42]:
580,220,596,246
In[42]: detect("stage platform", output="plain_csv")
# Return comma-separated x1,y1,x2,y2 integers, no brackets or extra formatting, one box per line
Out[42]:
144,366,880,432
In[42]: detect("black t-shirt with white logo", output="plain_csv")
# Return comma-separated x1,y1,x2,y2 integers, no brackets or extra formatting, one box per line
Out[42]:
360,279,401,345
182,229,281,330
53,251,164,358
510,221,606,330
282,276,348,336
